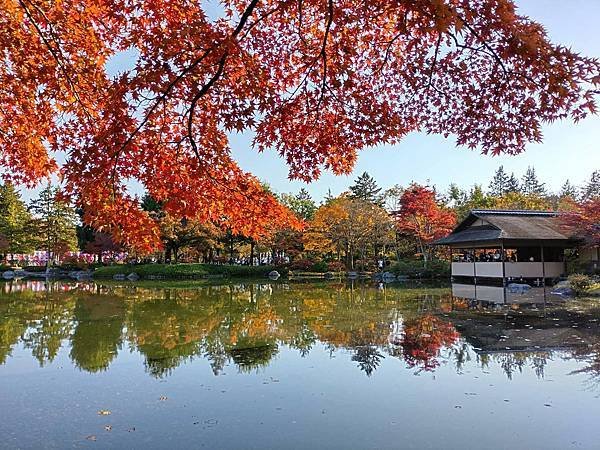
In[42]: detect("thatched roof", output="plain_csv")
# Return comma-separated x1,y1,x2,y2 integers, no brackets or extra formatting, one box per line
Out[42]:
435,210,573,246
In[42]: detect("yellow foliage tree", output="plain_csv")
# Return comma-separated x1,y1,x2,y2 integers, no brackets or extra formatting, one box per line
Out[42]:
304,196,394,269
492,192,552,210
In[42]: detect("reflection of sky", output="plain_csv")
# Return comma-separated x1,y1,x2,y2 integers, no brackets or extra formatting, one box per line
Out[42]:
16,1,600,203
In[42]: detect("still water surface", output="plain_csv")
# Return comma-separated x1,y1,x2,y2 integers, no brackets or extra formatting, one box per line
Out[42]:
1,280,600,449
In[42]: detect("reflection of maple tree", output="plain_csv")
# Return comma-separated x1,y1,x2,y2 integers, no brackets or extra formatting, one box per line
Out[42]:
393,315,460,371
2,1,598,250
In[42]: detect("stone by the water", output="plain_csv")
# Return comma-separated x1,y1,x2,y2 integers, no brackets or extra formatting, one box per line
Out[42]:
2,271,14,280
268,270,280,279
507,283,531,293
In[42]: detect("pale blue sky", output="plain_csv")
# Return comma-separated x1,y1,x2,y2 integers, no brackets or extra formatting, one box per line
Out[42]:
230,0,600,200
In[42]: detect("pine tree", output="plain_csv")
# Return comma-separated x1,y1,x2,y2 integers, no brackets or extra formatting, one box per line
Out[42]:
559,180,578,199
488,166,509,196
279,188,316,221
349,171,383,205
29,184,78,266
521,166,546,195
0,182,36,259
581,170,600,200
323,189,335,206
506,173,521,193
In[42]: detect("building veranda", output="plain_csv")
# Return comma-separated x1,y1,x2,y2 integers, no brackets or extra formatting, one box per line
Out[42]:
434,210,583,286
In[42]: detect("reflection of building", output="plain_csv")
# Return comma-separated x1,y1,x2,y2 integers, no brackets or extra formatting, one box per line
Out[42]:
435,210,578,285
451,283,556,305
450,284,600,363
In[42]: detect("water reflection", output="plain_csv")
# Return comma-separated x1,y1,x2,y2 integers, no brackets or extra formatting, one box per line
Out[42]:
1,280,600,384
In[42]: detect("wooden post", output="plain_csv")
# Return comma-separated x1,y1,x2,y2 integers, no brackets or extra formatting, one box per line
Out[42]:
501,241,506,287
473,248,477,285
541,244,546,286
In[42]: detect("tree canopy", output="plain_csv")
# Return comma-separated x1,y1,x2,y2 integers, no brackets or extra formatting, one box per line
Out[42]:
0,183,35,256
1,0,598,251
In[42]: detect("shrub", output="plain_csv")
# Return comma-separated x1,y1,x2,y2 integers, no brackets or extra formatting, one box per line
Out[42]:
355,259,376,271
390,259,450,279
23,265,47,273
311,260,328,273
568,274,593,295
326,261,345,272
93,263,286,280
289,258,314,271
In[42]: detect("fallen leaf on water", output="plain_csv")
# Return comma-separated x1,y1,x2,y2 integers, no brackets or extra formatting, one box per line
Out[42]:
97,410,111,416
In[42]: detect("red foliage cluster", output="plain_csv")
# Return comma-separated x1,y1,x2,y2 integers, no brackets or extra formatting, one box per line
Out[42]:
394,185,456,250
562,198,600,247
394,315,460,371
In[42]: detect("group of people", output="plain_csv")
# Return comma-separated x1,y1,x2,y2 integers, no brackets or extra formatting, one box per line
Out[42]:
454,250,519,263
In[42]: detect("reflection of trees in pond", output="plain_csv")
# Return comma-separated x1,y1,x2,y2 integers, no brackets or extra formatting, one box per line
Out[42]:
69,296,126,372
20,289,76,366
492,352,550,380
227,339,279,373
352,346,384,376
568,344,600,391
10,281,598,380
389,315,460,372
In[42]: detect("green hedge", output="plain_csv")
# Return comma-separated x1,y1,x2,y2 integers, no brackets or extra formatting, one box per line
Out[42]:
389,259,450,279
93,263,286,280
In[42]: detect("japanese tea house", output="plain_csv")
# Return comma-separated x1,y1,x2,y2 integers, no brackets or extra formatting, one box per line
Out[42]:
434,210,579,285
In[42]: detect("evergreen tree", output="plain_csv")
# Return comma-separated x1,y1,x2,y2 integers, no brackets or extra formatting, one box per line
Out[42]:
349,171,383,205
323,189,335,205
559,179,578,199
279,188,316,221
0,182,36,259
140,194,164,214
506,173,520,193
581,170,600,200
29,184,78,265
488,166,509,196
521,166,546,196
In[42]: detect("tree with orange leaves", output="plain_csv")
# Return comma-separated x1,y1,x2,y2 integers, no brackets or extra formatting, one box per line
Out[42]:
562,198,600,248
1,0,599,251
394,185,456,265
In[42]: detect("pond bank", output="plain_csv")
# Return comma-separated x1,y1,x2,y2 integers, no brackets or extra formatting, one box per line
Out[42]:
92,263,287,280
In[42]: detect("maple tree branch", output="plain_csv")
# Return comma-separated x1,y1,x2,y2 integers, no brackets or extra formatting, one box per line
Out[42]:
17,0,94,121
426,33,443,92
315,0,334,113
109,0,260,188
187,55,227,157
454,13,508,76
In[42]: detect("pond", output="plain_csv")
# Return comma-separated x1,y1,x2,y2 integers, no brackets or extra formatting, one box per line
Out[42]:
1,280,600,449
